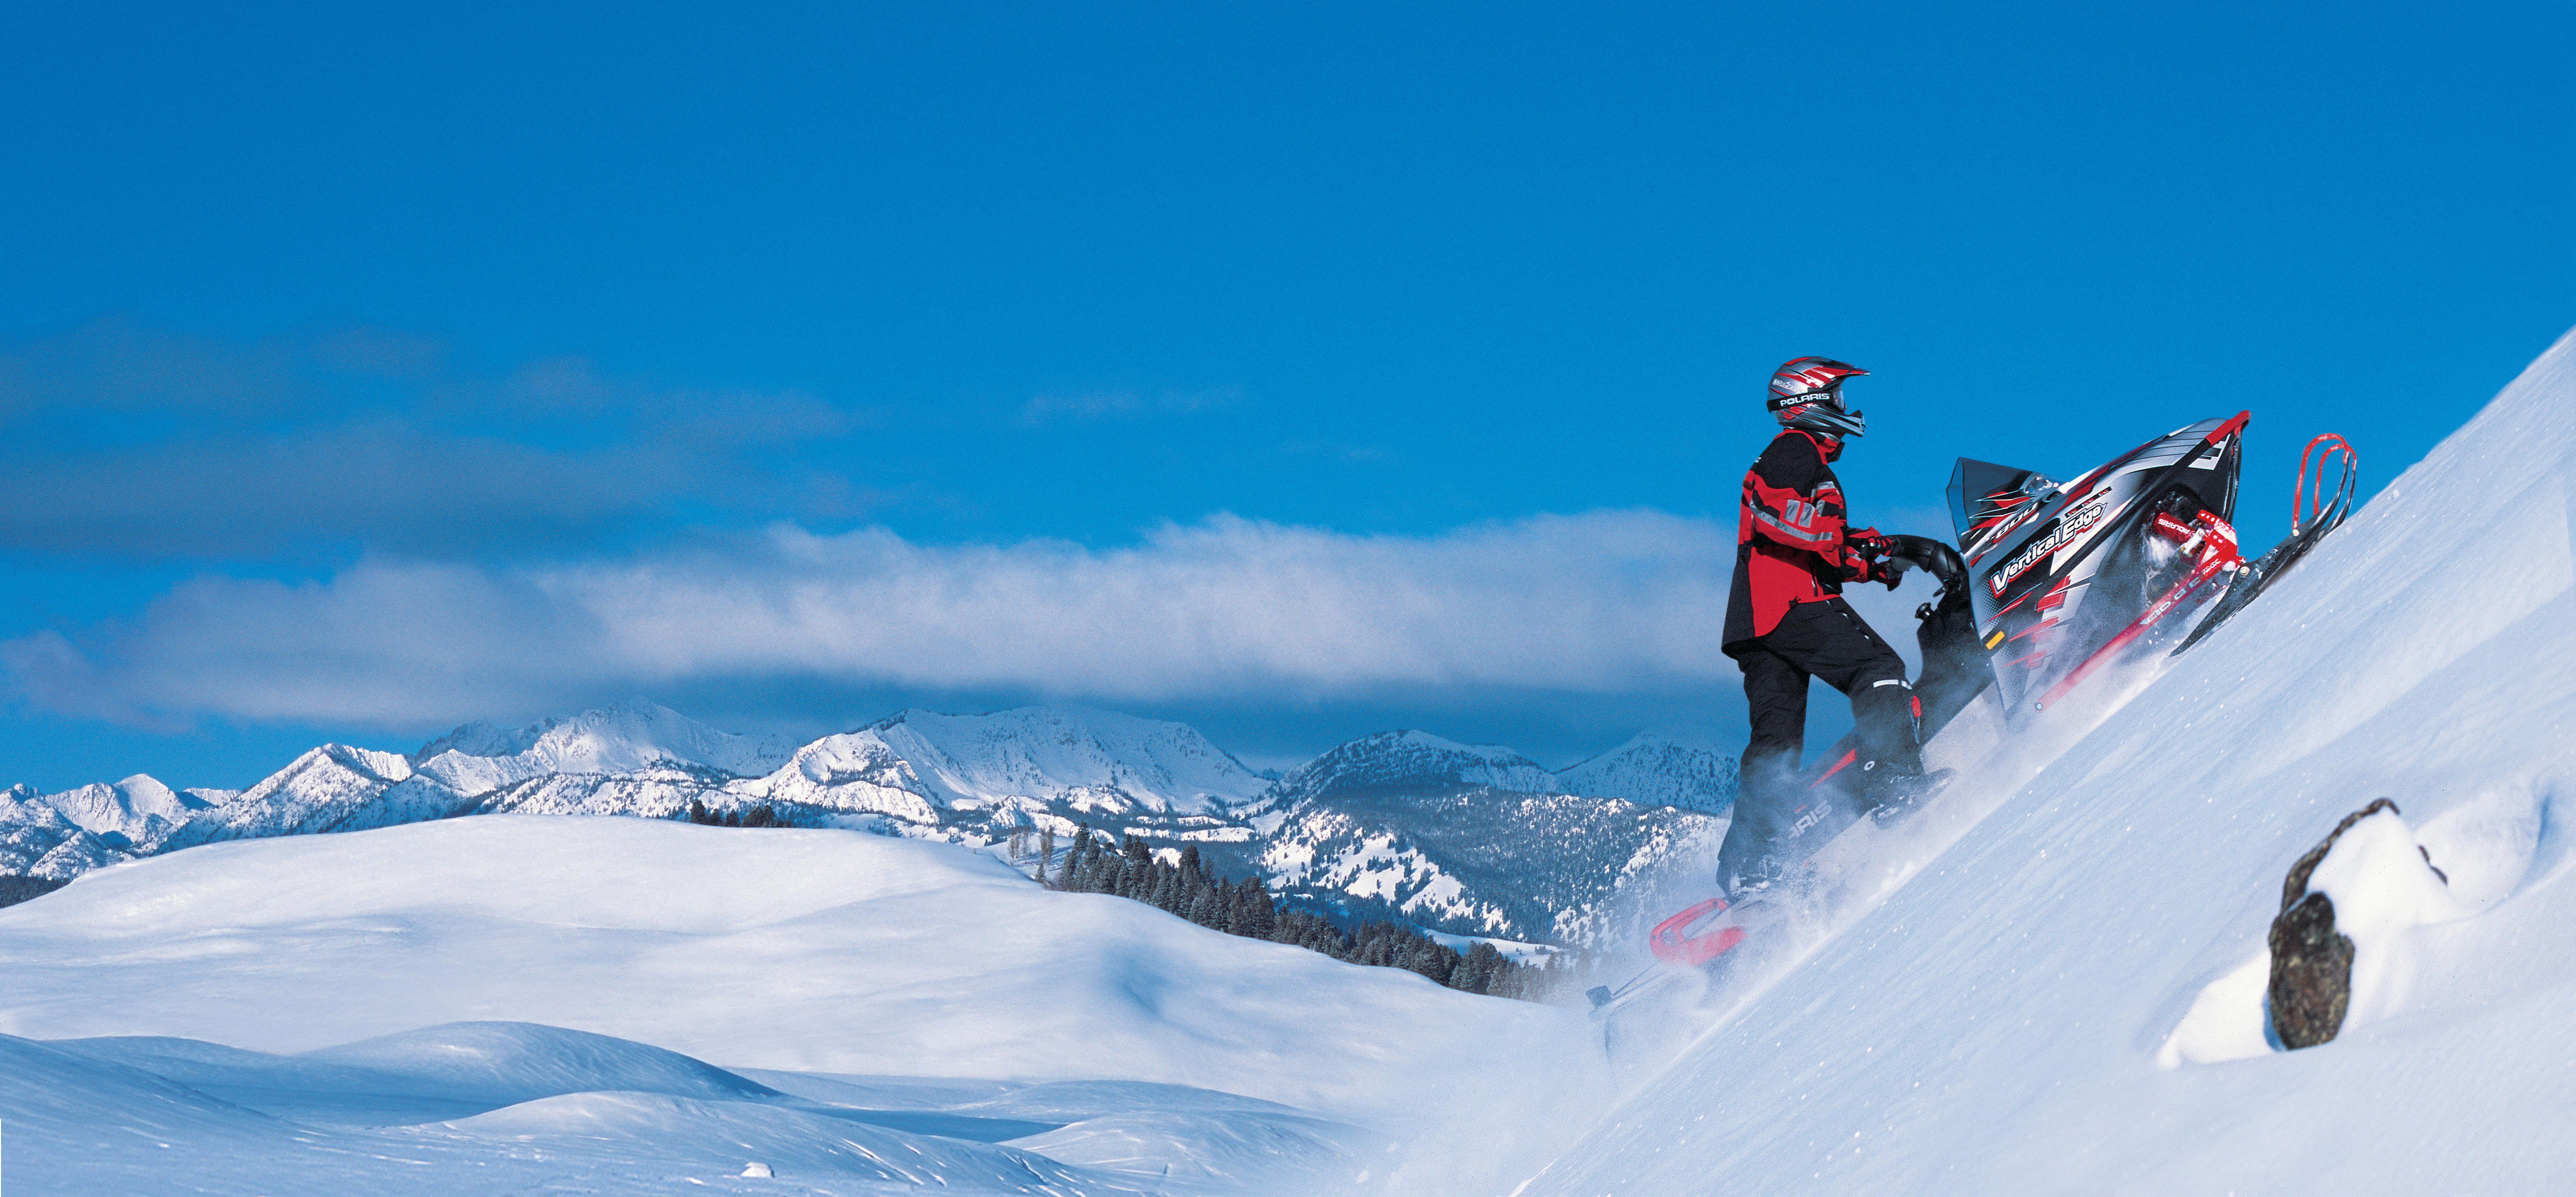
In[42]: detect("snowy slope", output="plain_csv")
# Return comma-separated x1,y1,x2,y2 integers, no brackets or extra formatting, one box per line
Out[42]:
1,1024,1154,1196
0,815,1606,1195
1515,327,2576,1195
1255,731,1726,940
0,815,1595,1116
1552,733,1737,813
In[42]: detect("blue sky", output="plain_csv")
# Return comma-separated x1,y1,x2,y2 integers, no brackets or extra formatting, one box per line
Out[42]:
1,0,2568,789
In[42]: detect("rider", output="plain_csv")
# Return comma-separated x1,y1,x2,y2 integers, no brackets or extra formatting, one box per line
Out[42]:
1715,356,1935,894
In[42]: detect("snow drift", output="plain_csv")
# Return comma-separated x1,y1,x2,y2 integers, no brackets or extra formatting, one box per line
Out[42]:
1517,327,2576,1194
0,814,1608,1193
0,815,1592,1118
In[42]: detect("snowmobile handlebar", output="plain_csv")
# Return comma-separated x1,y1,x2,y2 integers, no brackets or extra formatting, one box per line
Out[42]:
1884,534,1969,596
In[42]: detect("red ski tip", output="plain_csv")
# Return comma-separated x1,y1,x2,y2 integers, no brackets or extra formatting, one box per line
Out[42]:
1649,897,1750,966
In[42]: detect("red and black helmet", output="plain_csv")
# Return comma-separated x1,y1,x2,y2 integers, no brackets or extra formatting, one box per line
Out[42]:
1765,357,1868,438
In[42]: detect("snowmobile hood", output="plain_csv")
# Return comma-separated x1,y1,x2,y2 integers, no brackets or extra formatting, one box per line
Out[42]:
1948,413,2246,706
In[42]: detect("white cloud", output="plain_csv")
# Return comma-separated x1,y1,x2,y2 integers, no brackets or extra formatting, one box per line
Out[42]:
0,510,1778,729
1015,385,1246,426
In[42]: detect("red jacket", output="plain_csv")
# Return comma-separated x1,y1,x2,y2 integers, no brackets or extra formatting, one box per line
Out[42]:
1722,430,1878,652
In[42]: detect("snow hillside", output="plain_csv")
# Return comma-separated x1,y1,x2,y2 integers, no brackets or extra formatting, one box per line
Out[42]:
2,1023,1200,1196
1254,731,1727,941
1515,328,2576,1194
0,815,1608,1195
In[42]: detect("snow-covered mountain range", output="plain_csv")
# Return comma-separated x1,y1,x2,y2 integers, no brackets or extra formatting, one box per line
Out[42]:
0,701,1735,944
1244,731,1724,941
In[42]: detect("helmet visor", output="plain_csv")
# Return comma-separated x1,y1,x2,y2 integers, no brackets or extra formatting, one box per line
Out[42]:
1782,399,1866,438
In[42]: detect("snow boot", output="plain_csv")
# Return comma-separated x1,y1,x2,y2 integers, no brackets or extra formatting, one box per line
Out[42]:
1860,767,1953,826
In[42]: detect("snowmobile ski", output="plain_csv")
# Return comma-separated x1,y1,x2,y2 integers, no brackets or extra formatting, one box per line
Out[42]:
2171,434,2357,656
1647,895,1766,966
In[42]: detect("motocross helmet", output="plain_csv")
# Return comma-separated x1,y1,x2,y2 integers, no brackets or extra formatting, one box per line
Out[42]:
1766,356,1868,438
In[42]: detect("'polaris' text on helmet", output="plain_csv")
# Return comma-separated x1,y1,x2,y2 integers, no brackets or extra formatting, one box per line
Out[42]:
1765,356,1868,438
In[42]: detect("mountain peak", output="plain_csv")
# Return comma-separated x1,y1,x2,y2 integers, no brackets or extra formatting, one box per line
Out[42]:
1553,734,1736,813
413,719,529,763
844,704,1268,814
1275,729,1557,803
414,701,792,795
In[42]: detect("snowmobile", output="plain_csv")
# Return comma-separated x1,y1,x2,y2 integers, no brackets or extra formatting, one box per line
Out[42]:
1594,416,2359,1013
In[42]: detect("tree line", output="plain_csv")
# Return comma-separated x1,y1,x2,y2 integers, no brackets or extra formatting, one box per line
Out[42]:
0,875,69,910
1045,825,1541,1001
684,799,783,827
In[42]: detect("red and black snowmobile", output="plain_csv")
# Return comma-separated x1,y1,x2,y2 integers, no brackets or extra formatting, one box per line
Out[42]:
1601,415,2358,1005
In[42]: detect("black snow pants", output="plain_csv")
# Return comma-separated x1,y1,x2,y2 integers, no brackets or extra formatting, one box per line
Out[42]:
1716,597,1924,893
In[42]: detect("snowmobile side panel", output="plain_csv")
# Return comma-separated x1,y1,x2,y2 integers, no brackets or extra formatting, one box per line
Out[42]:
1951,413,2248,714
2035,510,2241,708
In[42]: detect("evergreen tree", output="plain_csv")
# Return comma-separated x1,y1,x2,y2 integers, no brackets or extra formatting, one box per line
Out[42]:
686,799,710,825
1460,942,1504,995
1084,833,1109,894
1244,877,1276,940
1064,825,1092,890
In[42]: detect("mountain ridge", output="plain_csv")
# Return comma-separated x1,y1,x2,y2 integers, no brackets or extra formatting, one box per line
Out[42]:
2,702,1737,941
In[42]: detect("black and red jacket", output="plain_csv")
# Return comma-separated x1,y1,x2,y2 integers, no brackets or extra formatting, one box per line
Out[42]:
1722,429,1877,654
